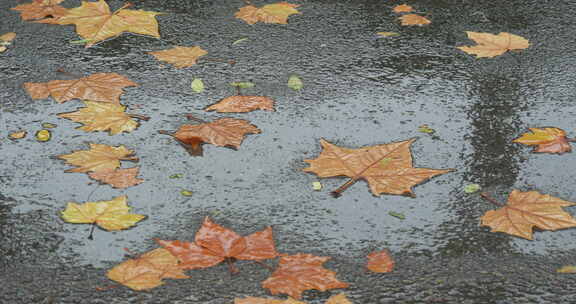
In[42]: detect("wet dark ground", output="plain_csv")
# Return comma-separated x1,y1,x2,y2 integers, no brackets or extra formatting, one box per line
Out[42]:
2,0,576,303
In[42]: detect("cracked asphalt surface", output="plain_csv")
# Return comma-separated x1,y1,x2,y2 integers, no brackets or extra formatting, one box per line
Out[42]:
2,0,576,303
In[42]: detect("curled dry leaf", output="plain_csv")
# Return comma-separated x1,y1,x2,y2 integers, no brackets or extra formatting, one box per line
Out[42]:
366,249,394,273
107,248,189,290
148,46,208,68
11,0,67,23
303,138,453,197
393,4,414,13
88,168,144,189
56,0,162,47
157,217,279,271
513,127,571,154
399,14,431,26
205,96,275,113
160,118,261,156
481,190,576,240
57,143,138,173
235,2,301,25
457,31,530,58
61,195,145,230
24,72,137,104
8,130,27,140
262,253,349,300
58,100,144,135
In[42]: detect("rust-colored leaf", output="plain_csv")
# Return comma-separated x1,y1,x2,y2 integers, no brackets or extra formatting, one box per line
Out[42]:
366,250,394,273
262,253,349,300
11,0,67,23
57,143,138,173
56,0,162,47
157,217,279,271
480,190,576,240
161,118,261,156
513,127,571,154
393,4,413,13
235,2,301,25
235,293,351,304
148,46,208,68
88,168,144,189
457,31,530,58
205,96,275,113
107,248,189,290
57,100,144,135
24,72,137,104
399,14,431,26
303,138,453,197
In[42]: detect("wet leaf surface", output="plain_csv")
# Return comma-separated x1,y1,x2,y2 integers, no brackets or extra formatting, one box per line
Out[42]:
457,32,530,58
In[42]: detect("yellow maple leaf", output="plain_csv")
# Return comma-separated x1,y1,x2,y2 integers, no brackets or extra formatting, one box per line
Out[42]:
56,0,162,47
148,46,208,68
58,100,140,135
107,248,189,290
457,31,530,58
61,195,145,230
235,2,300,25
399,14,431,26
57,143,138,173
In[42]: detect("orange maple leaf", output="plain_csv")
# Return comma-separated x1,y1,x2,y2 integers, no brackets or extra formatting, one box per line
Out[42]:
481,191,576,240
235,2,301,25
393,4,414,13
205,96,275,113
262,253,349,299
107,248,189,290
148,46,208,68
88,168,144,189
157,217,279,272
366,249,394,273
11,0,67,23
513,127,572,154
303,138,453,197
399,14,431,26
457,31,530,58
24,72,137,104
235,293,352,304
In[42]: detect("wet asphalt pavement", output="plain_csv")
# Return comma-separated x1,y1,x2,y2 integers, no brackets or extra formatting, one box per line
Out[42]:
3,0,576,303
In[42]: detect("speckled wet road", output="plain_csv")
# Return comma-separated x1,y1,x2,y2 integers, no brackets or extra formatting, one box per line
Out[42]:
2,0,576,303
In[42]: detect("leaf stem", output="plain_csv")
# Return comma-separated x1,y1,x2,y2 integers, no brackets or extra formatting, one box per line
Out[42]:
252,260,275,272
128,113,150,121
185,114,207,124
331,178,359,198
158,130,174,137
120,156,139,162
479,192,503,206
88,222,96,240
225,258,239,274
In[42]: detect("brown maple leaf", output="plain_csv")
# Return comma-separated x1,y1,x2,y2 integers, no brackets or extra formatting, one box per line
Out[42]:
205,96,275,113
303,138,453,197
366,249,394,273
235,2,301,25
148,46,208,68
24,72,137,104
88,168,144,189
57,143,138,173
55,0,162,47
107,248,189,290
399,14,431,26
235,293,351,304
157,217,279,272
262,253,349,300
513,127,572,154
393,4,414,13
159,117,261,156
480,190,576,240
457,31,530,58
11,0,68,23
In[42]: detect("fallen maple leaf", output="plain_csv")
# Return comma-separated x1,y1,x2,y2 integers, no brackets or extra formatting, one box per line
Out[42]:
399,14,431,26
513,127,572,154
0,32,17,53
88,168,144,189
157,217,279,272
61,195,145,230
159,117,261,156
57,143,138,173
24,72,137,104
303,138,453,197
366,249,394,273
393,4,414,13
11,0,67,23
148,46,208,68
480,191,576,240
58,100,148,135
205,96,275,113
235,293,351,304
107,248,189,290
56,0,162,47
235,2,300,25
457,31,530,58
262,253,349,300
